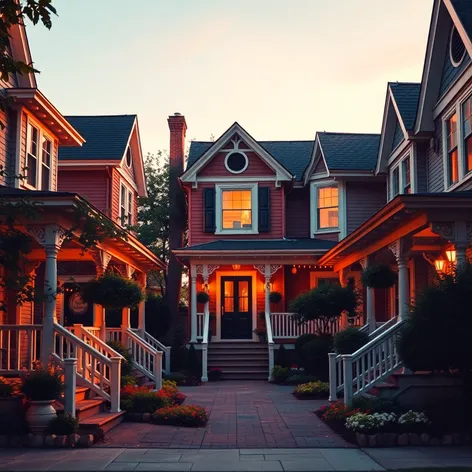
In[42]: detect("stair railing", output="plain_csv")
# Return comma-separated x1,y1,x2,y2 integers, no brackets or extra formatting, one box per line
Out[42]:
72,324,123,360
133,329,171,374
265,310,275,381
201,309,210,382
52,323,122,412
329,319,404,405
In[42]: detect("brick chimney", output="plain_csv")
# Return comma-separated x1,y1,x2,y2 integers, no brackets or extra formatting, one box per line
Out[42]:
168,112,187,172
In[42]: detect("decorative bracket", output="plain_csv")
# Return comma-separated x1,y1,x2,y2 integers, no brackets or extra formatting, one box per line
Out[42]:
254,264,282,281
27,225,68,249
92,249,112,276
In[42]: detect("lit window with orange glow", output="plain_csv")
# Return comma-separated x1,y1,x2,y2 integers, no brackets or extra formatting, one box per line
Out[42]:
447,113,459,186
317,186,338,229
222,189,252,230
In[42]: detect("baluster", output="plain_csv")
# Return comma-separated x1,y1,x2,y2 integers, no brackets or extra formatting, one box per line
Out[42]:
367,349,372,384
81,349,86,379
328,353,337,401
342,355,354,406
361,355,366,390
16,330,21,371
6,331,11,370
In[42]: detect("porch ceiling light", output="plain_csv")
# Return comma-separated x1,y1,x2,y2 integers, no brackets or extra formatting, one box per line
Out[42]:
292,266,297,274
434,257,446,274
445,248,457,264
232,264,241,271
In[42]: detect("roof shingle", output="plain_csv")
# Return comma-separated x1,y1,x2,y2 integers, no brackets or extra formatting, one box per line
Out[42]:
389,82,421,131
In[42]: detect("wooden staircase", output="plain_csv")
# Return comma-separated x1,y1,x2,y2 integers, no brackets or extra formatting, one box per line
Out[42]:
207,342,268,380
54,386,125,433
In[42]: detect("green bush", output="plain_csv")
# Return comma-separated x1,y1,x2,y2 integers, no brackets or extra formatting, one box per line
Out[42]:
121,375,138,388
184,345,201,377
333,327,369,354
21,367,63,401
164,372,186,384
0,378,14,397
285,374,319,385
152,405,208,427
295,333,318,354
274,344,290,367
269,291,282,304
271,365,289,383
301,336,333,380
351,396,401,414
48,414,78,435
107,341,134,377
361,264,397,289
293,381,329,398
121,390,170,413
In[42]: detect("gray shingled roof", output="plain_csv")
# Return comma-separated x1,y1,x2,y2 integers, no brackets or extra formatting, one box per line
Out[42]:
59,115,136,161
186,140,315,181
179,239,337,252
317,133,380,171
389,82,421,131
451,0,472,42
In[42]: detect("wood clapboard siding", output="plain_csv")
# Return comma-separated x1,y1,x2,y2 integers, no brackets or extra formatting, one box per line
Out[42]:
19,111,27,183
58,169,109,212
111,168,121,223
188,182,284,245
427,118,444,192
198,150,275,178
285,186,310,238
416,142,429,193
346,182,386,235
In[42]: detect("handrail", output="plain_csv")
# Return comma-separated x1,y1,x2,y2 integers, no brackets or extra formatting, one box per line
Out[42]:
138,330,171,374
270,312,341,337
265,310,275,381
201,309,210,382
368,316,398,339
53,323,121,412
73,325,124,361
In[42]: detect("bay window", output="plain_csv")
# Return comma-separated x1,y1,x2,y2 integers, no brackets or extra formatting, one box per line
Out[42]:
463,97,472,174
402,157,411,194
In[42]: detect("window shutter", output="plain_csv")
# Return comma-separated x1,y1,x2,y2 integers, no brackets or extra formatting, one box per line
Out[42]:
258,186,270,232
204,188,216,233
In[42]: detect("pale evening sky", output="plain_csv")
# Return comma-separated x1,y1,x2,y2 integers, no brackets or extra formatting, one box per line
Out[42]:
27,0,433,159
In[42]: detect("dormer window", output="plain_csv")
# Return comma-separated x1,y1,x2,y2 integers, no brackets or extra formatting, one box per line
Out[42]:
126,147,132,168
26,121,53,190
450,26,466,68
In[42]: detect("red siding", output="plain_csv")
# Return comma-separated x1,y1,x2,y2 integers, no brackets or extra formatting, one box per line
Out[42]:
188,182,285,245
198,150,275,178
111,168,121,223
284,266,311,307
285,187,310,238
58,170,109,214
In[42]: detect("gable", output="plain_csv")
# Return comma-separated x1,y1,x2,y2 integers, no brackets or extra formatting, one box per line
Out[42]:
313,157,328,175
391,118,404,152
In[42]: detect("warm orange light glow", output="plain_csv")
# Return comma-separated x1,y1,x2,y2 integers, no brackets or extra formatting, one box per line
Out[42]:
446,248,456,263
222,190,252,230
434,258,446,273
232,264,241,271
292,266,297,274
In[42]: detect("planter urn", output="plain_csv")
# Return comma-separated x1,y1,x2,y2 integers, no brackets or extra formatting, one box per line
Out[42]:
26,400,57,433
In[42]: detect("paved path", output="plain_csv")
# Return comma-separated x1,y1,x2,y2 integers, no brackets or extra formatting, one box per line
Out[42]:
101,381,349,449
1,446,472,470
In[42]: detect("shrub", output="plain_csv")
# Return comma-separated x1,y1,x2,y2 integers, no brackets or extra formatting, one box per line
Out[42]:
293,381,329,398
398,410,430,433
107,341,134,377
351,396,400,414
208,368,222,381
301,335,333,380
121,375,138,388
275,344,290,367
295,333,318,355
162,380,177,390
285,374,319,385
345,412,397,434
164,372,186,384
269,291,282,304
319,402,362,423
152,405,208,427
161,382,186,406
271,365,289,384
184,345,201,378
81,272,145,310
333,327,369,354
0,377,14,397
48,414,78,435
196,291,210,304
21,365,63,401
121,385,170,413
361,264,397,289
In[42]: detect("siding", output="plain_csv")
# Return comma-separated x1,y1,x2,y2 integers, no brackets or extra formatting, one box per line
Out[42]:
18,111,27,183
111,168,121,223
285,187,310,238
427,117,444,192
198,150,275,178
57,169,109,213
313,158,327,175
391,119,404,152
346,182,386,235
188,182,284,245
415,142,428,193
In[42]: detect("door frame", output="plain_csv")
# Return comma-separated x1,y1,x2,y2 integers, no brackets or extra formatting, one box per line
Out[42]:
215,270,258,342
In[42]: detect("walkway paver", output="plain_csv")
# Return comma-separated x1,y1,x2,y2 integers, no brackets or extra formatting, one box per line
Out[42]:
1,446,472,471
100,381,349,449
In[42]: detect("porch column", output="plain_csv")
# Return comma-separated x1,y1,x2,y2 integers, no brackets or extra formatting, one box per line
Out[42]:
121,264,135,343
190,264,198,343
92,249,112,341
202,264,209,339
27,225,67,366
338,268,349,329
455,242,468,269
138,273,147,335
360,257,375,333
389,239,410,322
264,264,271,318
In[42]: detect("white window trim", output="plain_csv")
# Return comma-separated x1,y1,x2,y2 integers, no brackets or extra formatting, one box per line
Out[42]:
215,183,258,235
309,180,345,239
450,25,466,68
24,116,54,191
388,151,414,201
309,271,338,289
119,180,134,226
224,150,249,174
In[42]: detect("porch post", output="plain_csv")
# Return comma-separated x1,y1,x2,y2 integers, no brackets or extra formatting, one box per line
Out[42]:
338,268,349,329
121,264,135,344
202,264,209,339
389,239,410,322
455,242,468,269
92,249,112,341
264,264,271,319
190,264,197,343
138,273,147,336
360,257,375,333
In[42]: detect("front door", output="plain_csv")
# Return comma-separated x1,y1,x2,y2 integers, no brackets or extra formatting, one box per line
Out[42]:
63,283,94,327
221,276,252,339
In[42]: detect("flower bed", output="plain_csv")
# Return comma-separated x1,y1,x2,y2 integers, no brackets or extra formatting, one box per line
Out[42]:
292,381,329,399
152,405,208,427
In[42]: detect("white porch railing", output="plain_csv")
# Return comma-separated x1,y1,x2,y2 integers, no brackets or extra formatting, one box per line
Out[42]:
196,312,204,340
70,325,123,361
200,310,210,382
271,312,342,338
139,330,171,375
328,320,405,405
105,328,123,343
0,325,41,374
52,323,121,412
266,310,275,382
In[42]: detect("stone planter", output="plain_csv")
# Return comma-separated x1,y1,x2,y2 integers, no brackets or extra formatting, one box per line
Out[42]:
25,400,56,433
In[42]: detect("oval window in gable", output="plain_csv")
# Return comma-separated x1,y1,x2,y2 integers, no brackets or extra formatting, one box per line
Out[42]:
450,25,466,68
225,151,248,174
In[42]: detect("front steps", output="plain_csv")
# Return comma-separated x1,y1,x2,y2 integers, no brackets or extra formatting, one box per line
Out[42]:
55,387,125,433
207,342,268,380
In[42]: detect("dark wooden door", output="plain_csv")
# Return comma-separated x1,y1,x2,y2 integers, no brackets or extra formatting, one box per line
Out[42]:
63,283,94,327
221,276,252,339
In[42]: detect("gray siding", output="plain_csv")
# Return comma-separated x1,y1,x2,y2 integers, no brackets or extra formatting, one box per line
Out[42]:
313,158,327,175
285,186,310,238
391,119,404,152
416,142,428,193
427,118,444,192
346,181,387,235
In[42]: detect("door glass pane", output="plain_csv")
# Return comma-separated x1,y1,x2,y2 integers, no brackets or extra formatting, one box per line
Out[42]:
238,281,249,312
224,281,234,312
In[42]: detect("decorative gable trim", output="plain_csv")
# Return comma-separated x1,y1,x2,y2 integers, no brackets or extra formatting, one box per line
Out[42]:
303,134,330,185
9,22,36,88
180,122,293,187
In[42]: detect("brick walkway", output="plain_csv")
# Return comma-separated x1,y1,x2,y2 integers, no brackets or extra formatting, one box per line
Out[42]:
99,381,352,449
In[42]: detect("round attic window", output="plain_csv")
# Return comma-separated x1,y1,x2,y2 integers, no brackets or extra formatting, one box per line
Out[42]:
126,147,132,167
450,25,466,67
225,151,248,174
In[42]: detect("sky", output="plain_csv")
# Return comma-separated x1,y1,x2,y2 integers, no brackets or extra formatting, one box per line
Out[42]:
27,0,433,157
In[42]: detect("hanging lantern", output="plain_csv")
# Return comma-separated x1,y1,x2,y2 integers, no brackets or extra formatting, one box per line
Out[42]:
434,257,446,273
232,264,241,271
291,266,297,274
445,248,457,264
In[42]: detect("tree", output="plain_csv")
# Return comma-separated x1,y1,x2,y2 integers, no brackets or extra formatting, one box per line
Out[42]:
0,1,57,127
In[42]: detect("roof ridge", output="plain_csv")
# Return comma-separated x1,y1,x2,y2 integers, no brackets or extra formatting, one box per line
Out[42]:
318,131,380,137
64,114,137,118
388,81,421,86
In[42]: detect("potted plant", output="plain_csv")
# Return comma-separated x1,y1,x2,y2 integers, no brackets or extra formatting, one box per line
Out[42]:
253,327,267,343
269,291,282,304
21,364,63,433
196,291,210,304
0,377,25,433
361,264,397,289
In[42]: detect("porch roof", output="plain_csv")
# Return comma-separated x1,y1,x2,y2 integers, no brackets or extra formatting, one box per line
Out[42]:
318,191,472,270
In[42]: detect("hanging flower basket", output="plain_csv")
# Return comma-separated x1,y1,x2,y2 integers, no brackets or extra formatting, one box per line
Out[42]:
196,291,210,304
269,291,282,304
81,272,145,310
361,264,397,289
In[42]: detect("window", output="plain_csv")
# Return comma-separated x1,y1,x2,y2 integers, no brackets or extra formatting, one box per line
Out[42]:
317,186,338,229
120,184,133,226
463,97,472,174
221,189,252,230
450,26,466,68
41,138,52,190
391,167,400,197
225,152,248,174
26,124,39,187
26,122,54,190
126,147,132,168
402,157,411,194
446,113,459,186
